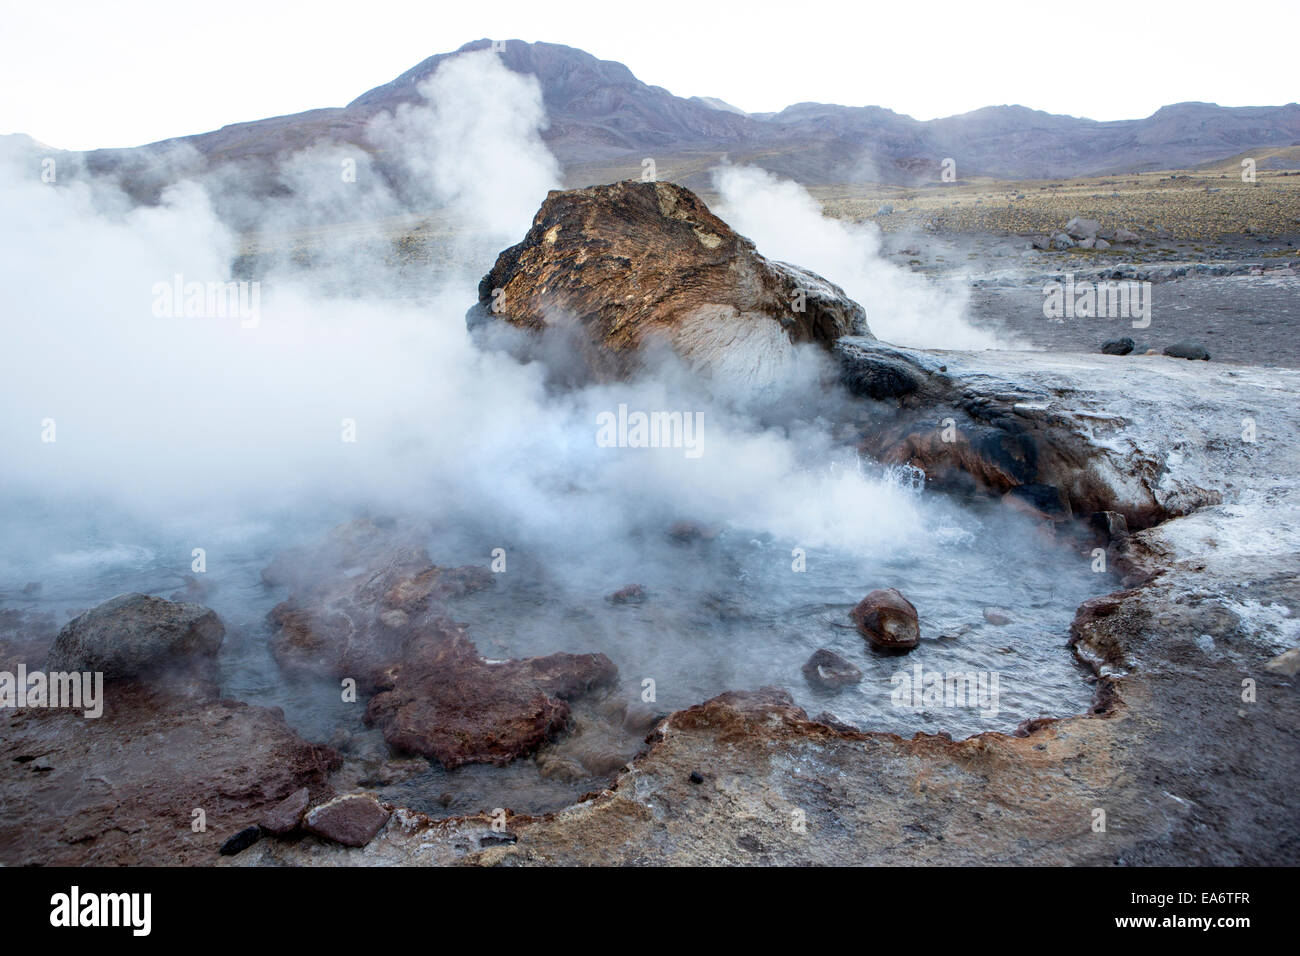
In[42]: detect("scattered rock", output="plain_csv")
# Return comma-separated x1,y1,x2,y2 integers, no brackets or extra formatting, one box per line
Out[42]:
801,648,863,690
850,588,920,651
259,787,311,836
1101,337,1135,356
46,593,224,684
1163,341,1210,361
218,826,261,856
303,794,391,848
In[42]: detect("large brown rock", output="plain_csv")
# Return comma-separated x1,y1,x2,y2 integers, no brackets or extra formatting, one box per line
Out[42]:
466,180,869,380
364,621,618,768
850,588,920,651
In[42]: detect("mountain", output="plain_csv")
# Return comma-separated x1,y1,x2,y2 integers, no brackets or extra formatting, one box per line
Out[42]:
69,39,1300,203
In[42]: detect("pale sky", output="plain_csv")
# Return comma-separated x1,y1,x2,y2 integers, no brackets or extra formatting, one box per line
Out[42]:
4,0,1297,151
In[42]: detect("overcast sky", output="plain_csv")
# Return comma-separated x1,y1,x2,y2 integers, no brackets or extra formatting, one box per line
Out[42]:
5,0,1297,151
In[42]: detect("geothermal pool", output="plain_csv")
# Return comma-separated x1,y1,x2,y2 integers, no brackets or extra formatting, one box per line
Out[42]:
1,469,1108,815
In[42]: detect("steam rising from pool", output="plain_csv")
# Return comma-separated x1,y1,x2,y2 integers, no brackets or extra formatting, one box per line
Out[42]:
0,50,1105,813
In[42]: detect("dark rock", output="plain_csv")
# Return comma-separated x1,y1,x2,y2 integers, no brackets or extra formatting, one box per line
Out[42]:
1101,337,1135,355
1163,341,1210,361
259,787,310,836
1090,511,1130,540
219,826,261,856
303,794,390,848
480,832,518,847
46,593,224,684
850,588,920,651
689,771,704,784
801,649,863,690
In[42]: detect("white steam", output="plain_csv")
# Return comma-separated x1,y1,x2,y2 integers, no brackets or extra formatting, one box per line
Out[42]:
0,48,971,584
712,165,1002,350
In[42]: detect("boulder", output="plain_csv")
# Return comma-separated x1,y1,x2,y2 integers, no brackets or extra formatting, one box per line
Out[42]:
465,180,869,381
850,588,920,651
303,794,391,848
1050,233,1075,250
1101,337,1135,355
801,649,863,690
1164,341,1211,361
46,593,224,684
1113,228,1140,243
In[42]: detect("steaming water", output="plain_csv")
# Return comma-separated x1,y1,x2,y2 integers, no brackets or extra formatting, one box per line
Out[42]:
0,470,1107,815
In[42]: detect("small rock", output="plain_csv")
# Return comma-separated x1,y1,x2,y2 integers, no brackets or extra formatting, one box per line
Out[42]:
259,787,311,836
851,588,920,651
1163,341,1210,361
1050,233,1075,250
983,608,1012,626
689,771,704,784
1094,238,1111,250
1113,227,1140,243
1263,647,1300,677
801,648,863,690
218,826,261,856
1101,337,1135,355
303,794,391,847
608,584,646,605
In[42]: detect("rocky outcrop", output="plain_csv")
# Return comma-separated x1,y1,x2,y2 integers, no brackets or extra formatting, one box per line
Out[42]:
365,621,617,767
837,338,1227,531
0,682,339,865
466,180,869,381
46,593,224,684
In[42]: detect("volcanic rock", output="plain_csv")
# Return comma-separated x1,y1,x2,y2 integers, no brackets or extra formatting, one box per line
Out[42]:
801,648,863,690
259,787,311,836
364,620,618,768
466,180,869,381
850,588,921,651
1101,337,1135,355
46,593,224,685
303,794,391,847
